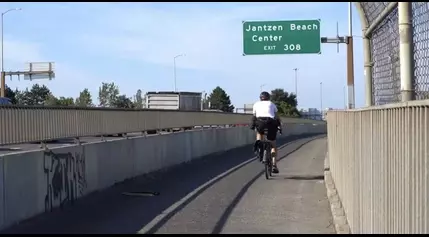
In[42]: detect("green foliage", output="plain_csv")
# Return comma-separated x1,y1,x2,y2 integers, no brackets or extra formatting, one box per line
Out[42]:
270,88,300,117
98,82,120,107
133,89,143,109
75,88,93,107
45,93,75,106
112,95,135,108
207,86,234,112
1,85,17,104
18,84,51,105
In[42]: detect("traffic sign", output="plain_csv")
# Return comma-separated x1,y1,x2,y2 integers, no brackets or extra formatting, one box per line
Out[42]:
242,20,321,56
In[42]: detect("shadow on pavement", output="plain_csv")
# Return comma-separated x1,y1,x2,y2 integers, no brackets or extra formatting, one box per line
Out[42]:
1,133,325,234
0,147,22,151
210,134,325,234
282,175,324,180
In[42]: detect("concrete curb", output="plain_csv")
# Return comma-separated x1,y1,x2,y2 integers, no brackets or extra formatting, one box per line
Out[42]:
324,152,351,234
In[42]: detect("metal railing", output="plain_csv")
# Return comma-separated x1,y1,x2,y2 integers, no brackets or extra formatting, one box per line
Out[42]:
0,105,323,146
327,3,429,233
327,100,429,233
356,2,429,106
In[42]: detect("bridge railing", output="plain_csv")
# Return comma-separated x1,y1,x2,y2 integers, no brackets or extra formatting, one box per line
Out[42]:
0,105,324,146
327,100,429,234
356,2,429,106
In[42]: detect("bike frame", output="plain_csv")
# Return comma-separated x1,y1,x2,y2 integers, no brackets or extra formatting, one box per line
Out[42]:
261,130,273,179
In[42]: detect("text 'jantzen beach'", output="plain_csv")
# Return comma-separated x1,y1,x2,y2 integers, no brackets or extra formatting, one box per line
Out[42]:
245,23,318,42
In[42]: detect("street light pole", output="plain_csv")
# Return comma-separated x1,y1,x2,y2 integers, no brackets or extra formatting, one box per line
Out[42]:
1,8,21,97
320,82,323,120
201,90,206,110
343,85,346,109
293,68,298,98
173,54,185,92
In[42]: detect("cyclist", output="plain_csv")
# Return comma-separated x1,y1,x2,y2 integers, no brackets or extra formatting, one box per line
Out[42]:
250,91,282,174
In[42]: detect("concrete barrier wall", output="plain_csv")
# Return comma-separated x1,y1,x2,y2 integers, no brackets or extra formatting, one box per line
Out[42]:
0,123,326,230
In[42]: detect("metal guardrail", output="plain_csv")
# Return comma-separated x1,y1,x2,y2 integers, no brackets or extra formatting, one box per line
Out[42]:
327,99,429,234
0,105,324,146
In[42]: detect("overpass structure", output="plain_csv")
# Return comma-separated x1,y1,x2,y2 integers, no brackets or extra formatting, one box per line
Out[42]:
0,104,327,233
0,1,428,234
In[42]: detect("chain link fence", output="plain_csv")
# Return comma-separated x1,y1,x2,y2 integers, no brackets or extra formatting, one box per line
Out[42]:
412,2,429,100
360,2,429,105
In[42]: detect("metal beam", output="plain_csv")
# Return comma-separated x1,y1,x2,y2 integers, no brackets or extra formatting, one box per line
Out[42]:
354,2,369,30
365,2,398,38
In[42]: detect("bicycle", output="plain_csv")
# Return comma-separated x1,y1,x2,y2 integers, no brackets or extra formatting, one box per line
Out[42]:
256,127,281,180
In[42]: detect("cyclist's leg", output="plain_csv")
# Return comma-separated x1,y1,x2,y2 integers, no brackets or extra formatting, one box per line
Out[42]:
253,119,264,153
266,120,279,171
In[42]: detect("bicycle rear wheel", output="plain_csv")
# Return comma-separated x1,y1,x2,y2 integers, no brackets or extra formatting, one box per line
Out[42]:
267,143,273,177
264,149,271,180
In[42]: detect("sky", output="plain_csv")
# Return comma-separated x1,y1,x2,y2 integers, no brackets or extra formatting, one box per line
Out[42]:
0,2,365,110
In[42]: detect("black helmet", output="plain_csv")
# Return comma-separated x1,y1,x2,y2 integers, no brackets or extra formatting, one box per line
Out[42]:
260,91,270,101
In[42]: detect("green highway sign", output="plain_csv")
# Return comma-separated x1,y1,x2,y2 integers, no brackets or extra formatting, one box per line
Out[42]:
242,19,321,56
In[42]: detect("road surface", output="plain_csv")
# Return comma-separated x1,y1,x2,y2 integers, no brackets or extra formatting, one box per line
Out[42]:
1,133,334,234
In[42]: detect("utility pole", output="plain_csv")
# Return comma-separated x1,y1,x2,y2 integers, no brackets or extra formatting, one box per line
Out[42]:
293,68,298,98
1,8,21,97
201,90,206,110
346,1,355,109
173,54,185,92
0,9,52,98
343,85,347,109
320,2,355,109
320,82,323,120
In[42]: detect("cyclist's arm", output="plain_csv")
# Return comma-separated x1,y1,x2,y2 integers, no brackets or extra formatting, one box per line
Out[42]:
250,103,257,129
273,103,280,122
273,104,282,131
253,103,257,117
275,112,281,125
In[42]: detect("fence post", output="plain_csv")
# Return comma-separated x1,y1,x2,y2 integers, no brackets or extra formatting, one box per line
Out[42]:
398,2,415,102
363,34,373,107
354,2,373,107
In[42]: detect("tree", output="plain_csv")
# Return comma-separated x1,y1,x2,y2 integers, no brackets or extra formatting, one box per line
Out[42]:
44,93,75,106
1,85,17,104
133,89,143,109
57,97,75,106
44,93,59,106
75,88,93,107
270,88,300,117
207,86,235,112
112,95,134,108
278,101,300,117
15,89,25,105
98,82,119,107
19,84,51,105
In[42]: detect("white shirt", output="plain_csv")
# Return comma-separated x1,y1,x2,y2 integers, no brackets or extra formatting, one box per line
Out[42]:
252,101,277,118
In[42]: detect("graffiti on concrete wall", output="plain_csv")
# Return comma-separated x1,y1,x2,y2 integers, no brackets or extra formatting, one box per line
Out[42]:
43,148,87,212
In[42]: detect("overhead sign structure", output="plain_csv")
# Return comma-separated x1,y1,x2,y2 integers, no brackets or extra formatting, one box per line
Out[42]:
242,19,321,56
1,62,55,97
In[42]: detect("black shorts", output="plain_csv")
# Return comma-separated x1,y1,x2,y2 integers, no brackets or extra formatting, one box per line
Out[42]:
255,117,278,141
